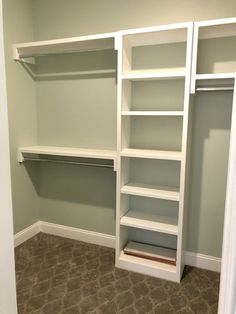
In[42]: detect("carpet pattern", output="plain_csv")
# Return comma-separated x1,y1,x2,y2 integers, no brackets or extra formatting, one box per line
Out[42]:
15,233,220,314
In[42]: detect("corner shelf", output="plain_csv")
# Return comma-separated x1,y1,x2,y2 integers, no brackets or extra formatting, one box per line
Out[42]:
121,182,180,201
13,32,116,60
120,210,178,235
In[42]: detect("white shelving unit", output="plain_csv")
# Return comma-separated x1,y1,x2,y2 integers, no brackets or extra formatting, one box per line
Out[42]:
191,17,236,93
116,22,193,282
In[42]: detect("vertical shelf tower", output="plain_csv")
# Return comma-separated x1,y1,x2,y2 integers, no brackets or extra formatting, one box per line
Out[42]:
116,22,193,282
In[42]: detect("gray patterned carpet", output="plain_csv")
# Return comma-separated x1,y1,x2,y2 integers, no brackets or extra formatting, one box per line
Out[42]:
15,233,220,314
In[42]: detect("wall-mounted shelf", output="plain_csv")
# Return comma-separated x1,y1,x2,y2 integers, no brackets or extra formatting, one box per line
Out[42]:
120,211,178,235
120,148,183,161
13,32,116,60
18,146,117,170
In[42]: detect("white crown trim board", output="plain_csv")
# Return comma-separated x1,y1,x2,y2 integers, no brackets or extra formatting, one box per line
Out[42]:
14,221,221,272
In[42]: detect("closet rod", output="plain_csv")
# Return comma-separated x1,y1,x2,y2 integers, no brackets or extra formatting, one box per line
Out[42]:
196,86,234,92
23,157,113,169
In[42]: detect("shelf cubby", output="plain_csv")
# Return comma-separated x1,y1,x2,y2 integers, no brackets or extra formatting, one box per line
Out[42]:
191,17,236,93
120,194,179,234
121,115,183,152
122,79,185,112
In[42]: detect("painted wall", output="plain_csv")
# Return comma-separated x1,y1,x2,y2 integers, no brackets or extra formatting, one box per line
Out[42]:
5,0,236,257
3,0,39,233
29,0,236,257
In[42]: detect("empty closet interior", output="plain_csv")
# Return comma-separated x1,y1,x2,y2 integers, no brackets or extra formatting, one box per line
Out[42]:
10,15,236,283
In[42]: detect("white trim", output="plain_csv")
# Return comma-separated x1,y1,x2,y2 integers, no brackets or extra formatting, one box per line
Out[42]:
14,221,221,272
14,221,41,247
40,221,116,248
185,251,221,272
218,78,236,314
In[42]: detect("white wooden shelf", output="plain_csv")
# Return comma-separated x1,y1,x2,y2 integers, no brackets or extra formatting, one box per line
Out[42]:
18,145,117,163
121,148,183,161
118,251,176,278
120,210,178,235
121,111,184,116
196,17,236,39
122,70,186,81
121,182,180,201
195,73,235,87
13,32,116,60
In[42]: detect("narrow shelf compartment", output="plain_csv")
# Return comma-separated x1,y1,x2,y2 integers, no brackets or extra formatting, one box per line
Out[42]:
120,210,178,235
122,70,186,81
123,241,176,265
13,32,116,60
121,148,183,161
121,111,184,116
195,73,235,90
18,145,117,163
121,182,180,201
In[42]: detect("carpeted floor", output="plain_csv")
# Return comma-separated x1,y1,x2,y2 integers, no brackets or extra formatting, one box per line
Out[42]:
15,233,220,314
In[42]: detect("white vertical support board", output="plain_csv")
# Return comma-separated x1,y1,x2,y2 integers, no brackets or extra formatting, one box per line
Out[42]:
176,23,194,281
115,32,123,261
0,1,18,313
218,77,236,314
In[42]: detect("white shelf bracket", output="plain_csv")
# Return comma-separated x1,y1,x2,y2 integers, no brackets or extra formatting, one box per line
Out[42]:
113,158,117,172
18,150,24,163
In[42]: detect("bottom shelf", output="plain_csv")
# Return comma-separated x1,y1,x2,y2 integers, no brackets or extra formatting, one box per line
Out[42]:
124,241,176,266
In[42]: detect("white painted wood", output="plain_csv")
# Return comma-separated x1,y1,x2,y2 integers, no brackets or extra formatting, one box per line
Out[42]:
122,111,184,116
122,70,186,81
176,22,193,280
0,0,17,311
196,17,236,39
184,251,221,272
191,18,236,94
121,182,180,201
120,210,178,235
218,78,236,314
121,148,183,161
118,251,177,282
14,222,41,247
19,145,117,162
13,32,116,60
40,221,116,248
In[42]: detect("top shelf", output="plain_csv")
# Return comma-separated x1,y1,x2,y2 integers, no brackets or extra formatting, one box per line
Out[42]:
196,17,236,39
13,32,116,60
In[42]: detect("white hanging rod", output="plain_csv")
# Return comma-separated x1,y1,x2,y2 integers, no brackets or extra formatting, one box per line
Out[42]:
23,157,113,169
196,86,234,92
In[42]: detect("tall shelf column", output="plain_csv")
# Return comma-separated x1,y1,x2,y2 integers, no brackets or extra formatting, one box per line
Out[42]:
116,22,193,283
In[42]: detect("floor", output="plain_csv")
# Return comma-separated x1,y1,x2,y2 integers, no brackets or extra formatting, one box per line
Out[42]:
15,233,220,314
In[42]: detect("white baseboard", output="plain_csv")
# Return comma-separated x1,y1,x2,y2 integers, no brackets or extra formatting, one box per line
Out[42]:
39,221,115,248
14,221,41,247
185,251,221,272
14,221,221,272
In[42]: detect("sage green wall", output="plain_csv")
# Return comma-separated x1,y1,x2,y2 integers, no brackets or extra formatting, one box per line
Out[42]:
3,0,39,233
10,0,234,256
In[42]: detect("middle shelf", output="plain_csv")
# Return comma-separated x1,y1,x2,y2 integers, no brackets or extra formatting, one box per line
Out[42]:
121,182,180,201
